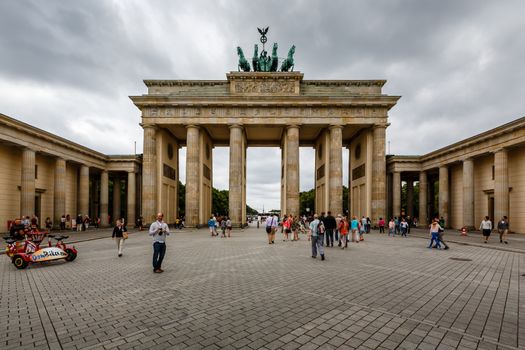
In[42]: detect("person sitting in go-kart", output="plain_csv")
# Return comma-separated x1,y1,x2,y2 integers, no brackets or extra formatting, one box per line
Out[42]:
9,218,27,241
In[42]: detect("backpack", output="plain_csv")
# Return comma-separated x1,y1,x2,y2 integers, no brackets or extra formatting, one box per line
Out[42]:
318,221,325,234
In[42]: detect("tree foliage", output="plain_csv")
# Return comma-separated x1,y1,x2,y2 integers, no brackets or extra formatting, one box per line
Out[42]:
299,189,315,215
178,182,258,217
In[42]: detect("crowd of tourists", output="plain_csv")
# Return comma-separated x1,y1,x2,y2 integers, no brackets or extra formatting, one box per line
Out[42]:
262,211,374,261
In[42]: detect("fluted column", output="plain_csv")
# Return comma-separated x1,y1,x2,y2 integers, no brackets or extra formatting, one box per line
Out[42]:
329,125,343,216
372,125,387,222
21,148,36,217
392,171,401,217
79,165,89,216
494,149,509,221
127,171,136,228
229,125,243,226
142,125,157,224
53,158,66,228
185,125,200,227
100,171,109,227
286,125,300,216
407,179,414,217
462,158,475,228
439,165,449,227
419,171,428,226
113,177,121,222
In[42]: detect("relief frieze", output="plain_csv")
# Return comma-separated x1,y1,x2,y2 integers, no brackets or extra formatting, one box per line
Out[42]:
143,106,386,119
233,80,295,95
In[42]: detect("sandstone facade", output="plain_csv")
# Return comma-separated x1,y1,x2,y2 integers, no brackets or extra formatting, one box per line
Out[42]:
387,117,525,233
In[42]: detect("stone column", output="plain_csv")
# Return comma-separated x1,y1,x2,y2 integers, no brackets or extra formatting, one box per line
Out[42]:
329,125,343,216
462,158,475,229
286,125,300,216
79,165,89,216
406,179,414,218
347,146,352,215
229,125,243,226
127,171,136,228
494,149,509,221
372,125,387,222
392,171,401,218
100,171,109,227
113,177,121,221
53,158,66,228
142,125,157,224
419,171,428,226
439,165,449,227
185,125,200,227
21,148,36,217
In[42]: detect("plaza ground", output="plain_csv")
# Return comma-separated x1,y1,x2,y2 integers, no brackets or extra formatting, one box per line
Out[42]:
1,225,524,350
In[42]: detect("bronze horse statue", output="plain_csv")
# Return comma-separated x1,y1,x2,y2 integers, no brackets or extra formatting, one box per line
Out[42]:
237,46,250,72
252,44,260,72
270,43,279,72
280,45,296,72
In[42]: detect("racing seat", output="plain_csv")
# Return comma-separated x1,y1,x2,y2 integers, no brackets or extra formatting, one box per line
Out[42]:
53,235,69,241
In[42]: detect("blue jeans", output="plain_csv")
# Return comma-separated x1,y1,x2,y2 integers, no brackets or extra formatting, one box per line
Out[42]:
153,242,166,270
428,232,441,249
311,235,324,257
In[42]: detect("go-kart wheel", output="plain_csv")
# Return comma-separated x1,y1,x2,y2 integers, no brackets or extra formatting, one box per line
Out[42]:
65,248,77,262
12,255,28,269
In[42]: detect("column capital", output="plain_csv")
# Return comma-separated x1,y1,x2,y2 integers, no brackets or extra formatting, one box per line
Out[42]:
328,124,343,130
22,146,36,153
141,123,158,130
186,124,200,130
493,148,508,154
229,124,244,130
372,123,388,130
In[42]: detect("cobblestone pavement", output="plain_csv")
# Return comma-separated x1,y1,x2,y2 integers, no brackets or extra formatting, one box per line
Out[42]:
1,226,524,350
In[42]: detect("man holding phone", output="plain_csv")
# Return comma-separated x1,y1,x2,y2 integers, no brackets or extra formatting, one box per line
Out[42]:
149,212,170,273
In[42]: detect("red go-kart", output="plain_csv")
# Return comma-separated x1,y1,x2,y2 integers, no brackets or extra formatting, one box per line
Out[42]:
3,231,77,269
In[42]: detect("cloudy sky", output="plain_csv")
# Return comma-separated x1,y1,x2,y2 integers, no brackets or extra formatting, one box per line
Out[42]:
1,1,524,211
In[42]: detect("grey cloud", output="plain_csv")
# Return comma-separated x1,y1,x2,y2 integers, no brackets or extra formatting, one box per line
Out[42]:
1,0,524,210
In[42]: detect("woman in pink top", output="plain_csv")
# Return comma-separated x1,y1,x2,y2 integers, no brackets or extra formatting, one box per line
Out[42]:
378,217,385,233
283,215,292,241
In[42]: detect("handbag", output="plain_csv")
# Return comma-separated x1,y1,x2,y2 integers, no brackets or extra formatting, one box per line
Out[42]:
122,231,129,239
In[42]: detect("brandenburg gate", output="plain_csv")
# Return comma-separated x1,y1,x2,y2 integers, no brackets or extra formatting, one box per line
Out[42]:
131,71,399,227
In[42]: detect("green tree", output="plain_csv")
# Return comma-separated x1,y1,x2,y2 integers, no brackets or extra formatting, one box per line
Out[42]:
299,189,315,215
246,205,258,215
178,181,185,217
343,185,349,215
212,188,229,215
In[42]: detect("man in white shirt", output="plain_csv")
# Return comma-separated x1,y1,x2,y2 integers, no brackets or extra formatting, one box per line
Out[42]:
309,214,325,260
265,214,278,244
149,212,170,273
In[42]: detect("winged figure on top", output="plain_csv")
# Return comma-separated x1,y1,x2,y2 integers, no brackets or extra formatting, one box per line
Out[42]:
236,27,295,72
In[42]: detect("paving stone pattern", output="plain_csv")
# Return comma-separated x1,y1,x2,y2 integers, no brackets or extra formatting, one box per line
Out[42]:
1,226,524,349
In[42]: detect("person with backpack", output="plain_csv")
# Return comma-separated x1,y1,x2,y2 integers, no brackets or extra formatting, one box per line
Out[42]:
265,214,278,244
400,218,409,237
338,216,349,249
309,214,325,260
226,217,232,238
351,216,360,243
208,216,216,237
220,218,227,238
